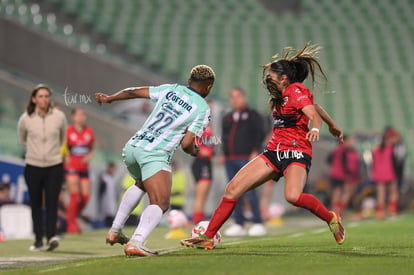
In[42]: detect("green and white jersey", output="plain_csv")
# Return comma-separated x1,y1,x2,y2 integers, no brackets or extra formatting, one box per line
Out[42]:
127,84,210,156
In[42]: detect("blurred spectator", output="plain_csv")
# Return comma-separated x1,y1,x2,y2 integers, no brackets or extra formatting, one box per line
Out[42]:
191,100,214,224
170,161,187,210
385,127,406,193
327,135,360,215
64,108,95,234
372,129,399,219
98,162,119,227
0,182,13,207
18,84,67,251
220,87,266,237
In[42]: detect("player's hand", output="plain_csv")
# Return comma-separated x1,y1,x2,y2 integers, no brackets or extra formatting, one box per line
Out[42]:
329,125,344,144
306,130,319,142
95,93,111,105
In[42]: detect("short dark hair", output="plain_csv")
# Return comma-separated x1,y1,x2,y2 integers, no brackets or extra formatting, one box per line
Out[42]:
230,87,246,96
0,182,10,191
71,108,83,116
107,161,115,168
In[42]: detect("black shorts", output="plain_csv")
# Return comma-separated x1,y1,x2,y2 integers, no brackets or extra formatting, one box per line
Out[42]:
260,150,312,177
65,169,89,180
330,178,345,188
191,158,212,183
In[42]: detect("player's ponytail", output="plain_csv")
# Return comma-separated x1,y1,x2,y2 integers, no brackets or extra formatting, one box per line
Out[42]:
262,42,327,112
288,42,327,89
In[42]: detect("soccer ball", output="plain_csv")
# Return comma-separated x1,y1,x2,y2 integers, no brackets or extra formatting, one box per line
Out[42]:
167,210,188,229
191,221,221,247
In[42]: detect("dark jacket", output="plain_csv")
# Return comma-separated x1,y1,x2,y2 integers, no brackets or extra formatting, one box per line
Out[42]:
221,106,265,159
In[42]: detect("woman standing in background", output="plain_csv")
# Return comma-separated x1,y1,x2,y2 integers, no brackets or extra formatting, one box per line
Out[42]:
18,84,67,251
328,134,360,215
372,129,399,219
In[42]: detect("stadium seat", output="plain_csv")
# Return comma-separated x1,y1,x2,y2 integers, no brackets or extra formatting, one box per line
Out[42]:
2,0,414,173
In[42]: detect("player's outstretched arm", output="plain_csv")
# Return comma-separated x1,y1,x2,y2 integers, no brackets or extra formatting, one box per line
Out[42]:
181,131,200,157
95,87,150,104
314,104,344,143
303,104,322,142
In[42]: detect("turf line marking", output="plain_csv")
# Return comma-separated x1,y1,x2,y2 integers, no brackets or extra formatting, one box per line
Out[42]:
310,228,327,234
347,222,361,228
289,232,305,238
158,246,187,255
38,266,68,273
223,241,247,246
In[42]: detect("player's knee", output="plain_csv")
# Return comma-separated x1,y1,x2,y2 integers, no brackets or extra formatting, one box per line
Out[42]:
224,182,241,200
149,197,170,212
285,192,300,205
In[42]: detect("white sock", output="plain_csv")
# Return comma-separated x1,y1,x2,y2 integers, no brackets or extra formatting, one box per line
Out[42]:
131,204,163,243
111,185,145,230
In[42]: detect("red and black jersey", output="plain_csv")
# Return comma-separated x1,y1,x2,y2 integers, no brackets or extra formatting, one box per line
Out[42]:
267,82,314,156
65,125,94,172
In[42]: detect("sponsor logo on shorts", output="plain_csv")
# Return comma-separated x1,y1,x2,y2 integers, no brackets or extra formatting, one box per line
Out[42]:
276,143,304,161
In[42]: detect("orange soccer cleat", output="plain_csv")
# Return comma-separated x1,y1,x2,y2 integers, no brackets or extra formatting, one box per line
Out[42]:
328,211,345,245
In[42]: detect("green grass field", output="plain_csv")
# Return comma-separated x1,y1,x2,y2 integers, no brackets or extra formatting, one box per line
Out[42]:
1,213,414,275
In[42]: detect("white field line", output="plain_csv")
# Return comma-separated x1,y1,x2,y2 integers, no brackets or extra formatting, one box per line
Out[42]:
310,228,327,234
289,232,305,238
15,218,377,272
38,266,68,273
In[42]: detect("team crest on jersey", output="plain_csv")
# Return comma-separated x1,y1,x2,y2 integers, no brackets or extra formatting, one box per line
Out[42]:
241,112,249,120
295,88,302,93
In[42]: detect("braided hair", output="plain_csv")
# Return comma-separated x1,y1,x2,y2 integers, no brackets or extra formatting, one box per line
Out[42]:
262,42,327,113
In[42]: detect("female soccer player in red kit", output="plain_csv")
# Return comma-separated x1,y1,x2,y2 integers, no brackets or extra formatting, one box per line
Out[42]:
182,43,345,249
64,108,95,233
